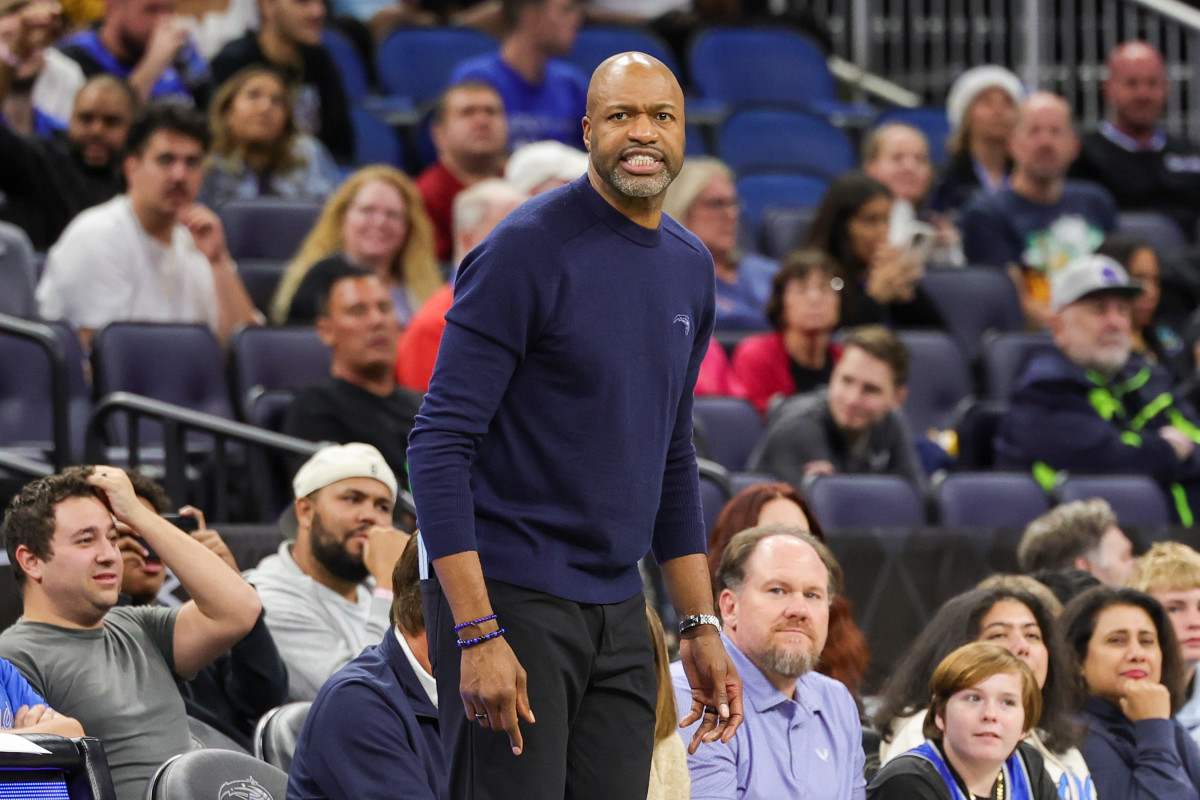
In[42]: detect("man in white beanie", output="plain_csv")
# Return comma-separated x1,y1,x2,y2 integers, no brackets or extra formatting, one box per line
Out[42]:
244,442,411,700
995,254,1200,523
1071,40,1200,242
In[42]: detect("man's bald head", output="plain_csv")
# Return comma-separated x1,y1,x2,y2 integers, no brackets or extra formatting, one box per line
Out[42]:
1009,90,1079,184
68,76,136,168
585,52,683,118
1104,40,1167,136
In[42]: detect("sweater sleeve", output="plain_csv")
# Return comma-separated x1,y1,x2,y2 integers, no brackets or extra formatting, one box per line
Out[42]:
1084,717,1200,800
406,226,554,562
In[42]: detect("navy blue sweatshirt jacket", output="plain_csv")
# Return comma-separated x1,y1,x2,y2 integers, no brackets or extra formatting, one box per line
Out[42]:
407,175,715,604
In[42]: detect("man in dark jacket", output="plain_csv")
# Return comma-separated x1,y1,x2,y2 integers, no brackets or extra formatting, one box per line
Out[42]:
996,253,1200,522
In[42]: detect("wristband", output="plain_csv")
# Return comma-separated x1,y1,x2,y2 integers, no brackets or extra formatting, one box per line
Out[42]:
678,614,722,637
454,614,497,632
457,628,505,649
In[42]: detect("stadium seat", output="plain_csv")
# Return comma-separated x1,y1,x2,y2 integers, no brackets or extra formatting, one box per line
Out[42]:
981,331,1056,400
0,319,90,460
0,222,37,318
692,396,764,472
254,701,313,773
1058,474,1172,527
0,734,116,800
934,472,1050,527
217,198,323,261
698,460,732,535
145,749,288,800
761,206,819,259
719,110,855,179
896,330,973,434
953,398,1008,470
376,27,497,107
322,29,369,105
920,267,1024,364
245,389,299,521
872,106,951,164
689,27,873,120
564,26,677,77
228,326,331,419
186,716,248,753
729,471,781,495
236,259,288,319
804,474,925,530
1116,211,1188,261
351,107,406,169
735,173,829,234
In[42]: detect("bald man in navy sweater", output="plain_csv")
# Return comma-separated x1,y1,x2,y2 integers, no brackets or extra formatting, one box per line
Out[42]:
408,52,743,800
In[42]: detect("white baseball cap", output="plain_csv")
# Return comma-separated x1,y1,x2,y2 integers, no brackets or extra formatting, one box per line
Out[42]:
1050,254,1143,312
292,443,398,502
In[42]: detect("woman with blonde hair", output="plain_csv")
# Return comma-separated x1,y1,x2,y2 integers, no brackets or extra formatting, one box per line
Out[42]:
200,66,339,207
645,605,688,800
272,165,442,325
1127,541,1200,745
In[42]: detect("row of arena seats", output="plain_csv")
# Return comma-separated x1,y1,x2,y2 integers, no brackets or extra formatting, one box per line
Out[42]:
698,468,1175,535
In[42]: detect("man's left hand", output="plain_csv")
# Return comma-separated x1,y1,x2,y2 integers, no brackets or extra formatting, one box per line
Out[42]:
677,628,743,754
179,204,230,265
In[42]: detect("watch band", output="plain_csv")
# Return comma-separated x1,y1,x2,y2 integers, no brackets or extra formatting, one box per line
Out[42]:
677,613,722,636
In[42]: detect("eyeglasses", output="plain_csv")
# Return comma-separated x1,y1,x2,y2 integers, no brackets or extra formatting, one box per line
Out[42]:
786,277,844,296
693,196,740,212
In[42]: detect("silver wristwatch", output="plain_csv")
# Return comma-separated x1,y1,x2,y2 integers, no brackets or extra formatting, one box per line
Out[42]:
677,613,722,637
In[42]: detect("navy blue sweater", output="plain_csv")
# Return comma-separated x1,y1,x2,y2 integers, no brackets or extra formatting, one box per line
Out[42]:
407,175,715,604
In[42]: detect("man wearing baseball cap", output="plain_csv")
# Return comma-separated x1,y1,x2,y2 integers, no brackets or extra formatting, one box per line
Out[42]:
244,442,411,700
996,253,1200,523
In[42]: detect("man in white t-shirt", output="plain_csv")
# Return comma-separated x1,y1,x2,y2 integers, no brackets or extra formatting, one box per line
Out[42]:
36,100,259,348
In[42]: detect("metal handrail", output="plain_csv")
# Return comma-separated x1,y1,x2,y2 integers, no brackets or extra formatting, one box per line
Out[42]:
1129,0,1200,29
0,314,72,471
86,392,322,521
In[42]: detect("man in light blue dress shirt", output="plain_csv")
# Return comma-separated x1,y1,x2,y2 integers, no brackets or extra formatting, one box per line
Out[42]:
673,526,866,799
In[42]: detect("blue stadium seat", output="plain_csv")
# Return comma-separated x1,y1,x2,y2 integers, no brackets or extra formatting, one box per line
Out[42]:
146,749,287,800
217,198,323,261
935,472,1050,527
982,331,1056,400
351,107,406,169
804,474,925,530
896,331,973,434
236,259,288,319
228,326,331,419
1116,211,1188,261
735,173,829,233
0,222,37,318
689,27,873,120
692,396,764,472
0,319,89,461
872,106,951,164
761,206,818,259
719,110,854,179
698,461,732,535
920,267,1024,363
564,26,678,77
1058,474,1172,527
376,27,497,107
322,29,368,105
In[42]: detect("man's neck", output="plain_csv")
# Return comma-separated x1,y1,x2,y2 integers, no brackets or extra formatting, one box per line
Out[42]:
21,595,106,630
399,625,433,676
1109,116,1160,146
130,195,176,243
586,168,663,229
290,541,361,602
331,361,397,397
783,329,830,368
441,152,505,186
1010,169,1064,205
258,27,302,69
501,34,547,84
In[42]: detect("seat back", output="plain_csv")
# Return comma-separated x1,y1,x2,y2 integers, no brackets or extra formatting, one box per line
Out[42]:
871,107,951,164
253,701,313,774
0,222,37,318
237,259,288,319
761,206,819,259
735,173,829,233
982,331,1056,400
0,319,89,459
1116,211,1188,261
0,735,116,800
1058,474,1172,527
217,198,323,261
690,27,834,109
953,398,1009,470
564,26,677,77
935,472,1050,527
896,330,972,433
321,29,368,104
376,27,497,105
245,390,300,521
698,460,732,536
920,267,1024,363
804,474,925,530
186,715,249,753
719,110,855,179
351,107,406,169
229,326,331,418
145,749,288,800
692,397,764,472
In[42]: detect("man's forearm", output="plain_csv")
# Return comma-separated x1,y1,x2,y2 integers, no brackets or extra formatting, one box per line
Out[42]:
431,551,498,631
211,254,260,343
659,553,719,618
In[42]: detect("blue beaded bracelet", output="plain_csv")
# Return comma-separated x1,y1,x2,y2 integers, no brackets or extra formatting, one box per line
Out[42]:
454,614,497,632
457,628,506,649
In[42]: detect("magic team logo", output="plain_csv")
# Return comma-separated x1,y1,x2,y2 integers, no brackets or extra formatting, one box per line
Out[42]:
218,777,275,800
673,314,692,336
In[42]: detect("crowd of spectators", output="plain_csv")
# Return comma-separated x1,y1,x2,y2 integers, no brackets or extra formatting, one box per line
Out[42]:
8,0,1200,797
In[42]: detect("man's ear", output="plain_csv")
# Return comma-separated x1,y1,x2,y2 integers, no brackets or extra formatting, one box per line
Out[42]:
934,708,946,735
315,315,334,347
14,545,45,584
717,588,736,631
294,496,315,536
1073,555,1093,574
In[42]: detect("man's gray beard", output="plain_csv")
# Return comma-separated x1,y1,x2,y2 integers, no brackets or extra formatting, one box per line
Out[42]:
759,644,817,679
608,166,674,198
